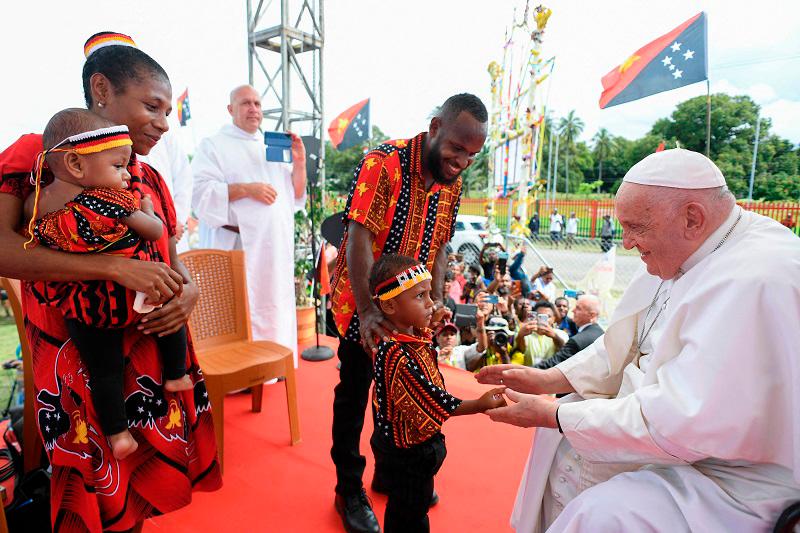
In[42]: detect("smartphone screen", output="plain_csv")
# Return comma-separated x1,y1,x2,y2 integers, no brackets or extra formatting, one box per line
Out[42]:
498,251,509,275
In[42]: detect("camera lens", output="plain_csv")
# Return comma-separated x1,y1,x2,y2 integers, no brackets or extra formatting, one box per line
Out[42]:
494,331,509,346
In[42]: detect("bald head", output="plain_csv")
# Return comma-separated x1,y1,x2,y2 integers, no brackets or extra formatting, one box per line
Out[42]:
572,295,600,327
228,85,262,133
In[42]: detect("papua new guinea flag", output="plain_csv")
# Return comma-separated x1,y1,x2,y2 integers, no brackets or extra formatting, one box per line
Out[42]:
177,88,191,126
599,12,707,109
328,99,370,150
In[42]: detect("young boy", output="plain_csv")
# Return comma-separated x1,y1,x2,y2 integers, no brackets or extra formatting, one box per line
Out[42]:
24,108,192,459
368,254,505,532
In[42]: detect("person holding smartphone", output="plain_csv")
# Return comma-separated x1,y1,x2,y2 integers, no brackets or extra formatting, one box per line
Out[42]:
530,265,556,301
514,301,568,366
192,84,307,364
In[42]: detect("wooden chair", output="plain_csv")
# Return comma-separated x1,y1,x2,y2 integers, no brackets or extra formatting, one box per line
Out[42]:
179,250,301,471
0,277,44,475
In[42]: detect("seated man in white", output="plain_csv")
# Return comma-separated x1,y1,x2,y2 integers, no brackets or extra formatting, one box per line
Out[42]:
477,149,800,532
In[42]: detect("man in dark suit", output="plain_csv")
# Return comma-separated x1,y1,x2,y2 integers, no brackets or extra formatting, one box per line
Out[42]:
535,295,603,369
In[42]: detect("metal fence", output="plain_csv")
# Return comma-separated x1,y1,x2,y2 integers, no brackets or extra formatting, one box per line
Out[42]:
459,197,800,237
508,235,641,297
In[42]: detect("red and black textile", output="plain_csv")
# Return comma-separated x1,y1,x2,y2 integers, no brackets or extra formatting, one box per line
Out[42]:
372,330,462,448
330,133,462,342
30,188,146,328
0,134,221,533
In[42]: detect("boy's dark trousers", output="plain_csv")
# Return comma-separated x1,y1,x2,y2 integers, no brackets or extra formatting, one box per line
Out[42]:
65,319,188,435
371,432,446,533
331,337,375,495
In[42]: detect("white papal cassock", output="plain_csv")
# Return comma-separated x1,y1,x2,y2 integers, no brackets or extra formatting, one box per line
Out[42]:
191,124,304,365
513,207,800,532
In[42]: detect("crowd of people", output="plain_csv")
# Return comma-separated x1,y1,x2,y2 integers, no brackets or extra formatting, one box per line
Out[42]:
526,208,616,251
434,248,604,374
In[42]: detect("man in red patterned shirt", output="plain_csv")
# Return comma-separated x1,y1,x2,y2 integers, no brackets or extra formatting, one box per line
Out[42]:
330,94,487,533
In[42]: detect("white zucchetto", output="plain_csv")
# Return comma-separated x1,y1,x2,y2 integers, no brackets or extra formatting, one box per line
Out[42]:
623,148,726,189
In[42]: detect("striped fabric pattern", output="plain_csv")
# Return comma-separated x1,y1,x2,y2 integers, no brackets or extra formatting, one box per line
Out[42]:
373,331,462,448
83,32,137,58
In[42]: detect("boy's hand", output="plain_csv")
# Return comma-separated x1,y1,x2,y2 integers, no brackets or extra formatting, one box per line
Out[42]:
140,194,155,216
485,389,558,429
478,387,507,412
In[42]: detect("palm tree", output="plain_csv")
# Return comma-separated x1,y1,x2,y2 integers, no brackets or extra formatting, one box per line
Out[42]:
557,110,584,195
592,128,615,191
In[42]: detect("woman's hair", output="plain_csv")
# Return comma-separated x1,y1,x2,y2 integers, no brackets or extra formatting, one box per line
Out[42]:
82,40,169,107
368,254,420,296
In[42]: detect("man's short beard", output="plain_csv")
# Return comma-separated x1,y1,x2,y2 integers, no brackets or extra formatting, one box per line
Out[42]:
425,139,458,185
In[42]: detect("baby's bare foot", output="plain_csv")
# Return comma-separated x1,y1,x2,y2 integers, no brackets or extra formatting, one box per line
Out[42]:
109,430,138,460
164,374,193,392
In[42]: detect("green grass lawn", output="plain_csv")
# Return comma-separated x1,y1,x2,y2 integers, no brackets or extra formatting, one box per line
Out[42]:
0,314,23,412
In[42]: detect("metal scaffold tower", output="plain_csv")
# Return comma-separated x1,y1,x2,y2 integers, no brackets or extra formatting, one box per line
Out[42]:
247,0,324,166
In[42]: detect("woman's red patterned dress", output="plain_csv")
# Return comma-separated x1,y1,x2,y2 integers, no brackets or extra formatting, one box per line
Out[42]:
0,134,222,532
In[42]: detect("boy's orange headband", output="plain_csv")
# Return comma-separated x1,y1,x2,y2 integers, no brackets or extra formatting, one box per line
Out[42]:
374,265,432,301
84,32,137,58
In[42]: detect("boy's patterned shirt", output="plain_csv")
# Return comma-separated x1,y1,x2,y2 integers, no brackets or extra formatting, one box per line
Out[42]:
372,329,462,448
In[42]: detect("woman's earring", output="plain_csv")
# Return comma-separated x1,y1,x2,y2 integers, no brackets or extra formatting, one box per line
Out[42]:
98,102,105,108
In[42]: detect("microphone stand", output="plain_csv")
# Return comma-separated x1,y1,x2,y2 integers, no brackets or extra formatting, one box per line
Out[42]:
301,151,334,362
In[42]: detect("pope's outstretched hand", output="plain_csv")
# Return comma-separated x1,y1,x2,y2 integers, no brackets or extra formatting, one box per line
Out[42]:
475,364,542,393
486,389,559,429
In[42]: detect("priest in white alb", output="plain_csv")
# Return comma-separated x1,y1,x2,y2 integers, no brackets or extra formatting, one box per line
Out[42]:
477,149,800,531
191,85,307,364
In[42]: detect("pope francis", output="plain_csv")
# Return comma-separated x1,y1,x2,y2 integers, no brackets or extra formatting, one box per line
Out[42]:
477,149,800,532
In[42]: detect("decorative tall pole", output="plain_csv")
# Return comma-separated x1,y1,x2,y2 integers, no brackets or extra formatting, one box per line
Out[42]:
487,2,552,224
516,5,552,222
487,60,503,225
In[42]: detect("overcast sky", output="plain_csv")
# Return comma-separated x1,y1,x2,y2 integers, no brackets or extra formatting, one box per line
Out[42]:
2,0,799,154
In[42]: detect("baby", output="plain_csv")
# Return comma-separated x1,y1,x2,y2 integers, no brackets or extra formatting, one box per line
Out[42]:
24,108,192,459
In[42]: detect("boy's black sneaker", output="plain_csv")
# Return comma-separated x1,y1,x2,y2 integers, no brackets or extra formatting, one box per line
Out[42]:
334,489,381,533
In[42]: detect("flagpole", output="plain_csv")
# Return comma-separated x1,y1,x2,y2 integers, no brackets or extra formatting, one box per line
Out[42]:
748,114,762,201
705,79,711,157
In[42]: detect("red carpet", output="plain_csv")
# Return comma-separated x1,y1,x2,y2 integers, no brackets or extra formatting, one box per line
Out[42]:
145,336,534,532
